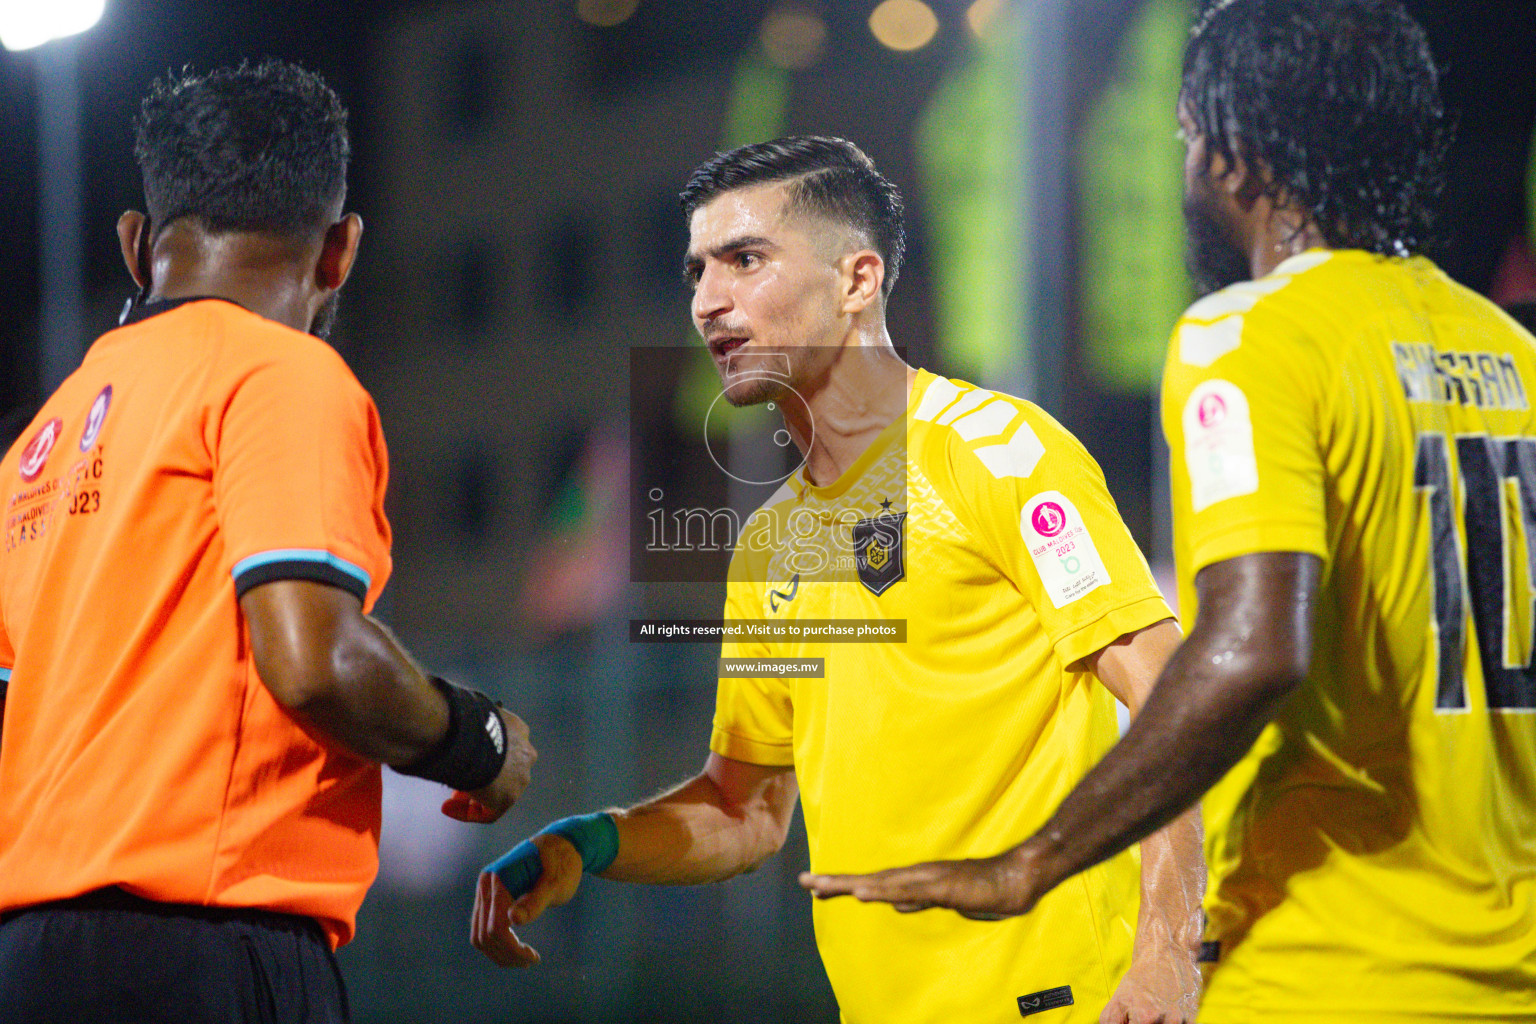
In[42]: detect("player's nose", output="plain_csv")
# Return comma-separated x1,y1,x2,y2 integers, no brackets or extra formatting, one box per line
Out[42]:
692,263,731,325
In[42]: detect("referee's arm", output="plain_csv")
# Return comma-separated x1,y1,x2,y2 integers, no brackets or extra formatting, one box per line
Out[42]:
240,578,536,818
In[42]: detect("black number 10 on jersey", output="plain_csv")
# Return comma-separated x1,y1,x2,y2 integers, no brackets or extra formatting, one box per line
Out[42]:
1416,432,1536,710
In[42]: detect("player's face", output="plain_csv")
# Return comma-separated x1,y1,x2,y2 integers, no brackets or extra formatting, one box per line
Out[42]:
686,183,847,407
1179,104,1253,297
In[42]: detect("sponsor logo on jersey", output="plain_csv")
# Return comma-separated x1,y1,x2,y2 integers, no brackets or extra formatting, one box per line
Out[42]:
79,385,113,452
768,573,800,612
853,513,905,596
1021,492,1111,607
18,418,63,483
1016,985,1073,1018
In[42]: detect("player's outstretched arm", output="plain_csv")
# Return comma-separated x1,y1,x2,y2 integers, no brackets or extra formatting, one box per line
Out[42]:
241,578,537,821
472,752,797,967
801,552,1318,926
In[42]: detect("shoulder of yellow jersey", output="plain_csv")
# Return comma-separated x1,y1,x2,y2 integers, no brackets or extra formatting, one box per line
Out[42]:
1169,250,1362,369
910,373,1100,495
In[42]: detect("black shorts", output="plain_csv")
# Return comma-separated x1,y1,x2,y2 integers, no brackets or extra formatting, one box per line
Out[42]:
0,888,350,1024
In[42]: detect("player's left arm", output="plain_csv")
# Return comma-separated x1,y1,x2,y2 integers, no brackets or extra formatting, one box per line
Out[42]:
1087,618,1202,1024
802,551,1317,926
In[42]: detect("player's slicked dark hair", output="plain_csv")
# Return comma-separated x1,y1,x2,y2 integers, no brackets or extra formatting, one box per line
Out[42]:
134,60,349,237
680,136,906,296
1184,0,1449,255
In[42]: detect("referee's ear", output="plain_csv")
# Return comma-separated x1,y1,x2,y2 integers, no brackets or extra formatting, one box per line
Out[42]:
117,211,150,292
316,213,364,293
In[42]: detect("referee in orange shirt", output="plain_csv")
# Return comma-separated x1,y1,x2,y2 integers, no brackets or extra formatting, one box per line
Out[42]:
0,61,536,1022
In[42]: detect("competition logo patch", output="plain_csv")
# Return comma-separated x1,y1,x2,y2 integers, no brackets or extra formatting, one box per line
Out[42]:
1196,391,1227,429
79,385,113,452
18,418,63,483
1031,500,1067,538
1182,379,1259,512
852,512,905,596
1020,491,1111,608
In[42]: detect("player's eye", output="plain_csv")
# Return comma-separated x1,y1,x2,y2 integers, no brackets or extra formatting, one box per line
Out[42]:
736,252,762,269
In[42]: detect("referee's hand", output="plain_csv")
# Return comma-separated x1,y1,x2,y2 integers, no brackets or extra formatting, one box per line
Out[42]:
472,833,583,967
442,708,537,824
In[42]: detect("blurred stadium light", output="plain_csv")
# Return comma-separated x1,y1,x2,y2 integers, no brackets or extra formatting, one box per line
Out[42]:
8,0,107,393
0,0,104,51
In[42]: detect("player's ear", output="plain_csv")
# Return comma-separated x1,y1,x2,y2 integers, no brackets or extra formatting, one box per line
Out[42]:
117,211,149,290
840,250,884,315
316,213,364,292
1224,148,1269,213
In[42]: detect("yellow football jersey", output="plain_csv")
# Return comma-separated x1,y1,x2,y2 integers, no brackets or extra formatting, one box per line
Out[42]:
1163,249,1536,1023
711,369,1173,1024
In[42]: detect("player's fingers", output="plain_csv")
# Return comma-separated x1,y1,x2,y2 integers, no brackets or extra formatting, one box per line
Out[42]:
852,866,950,906
471,872,500,952
474,875,542,967
797,872,860,898
1096,998,1129,1024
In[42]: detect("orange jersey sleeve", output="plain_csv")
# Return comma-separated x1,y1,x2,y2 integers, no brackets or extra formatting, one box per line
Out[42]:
214,339,392,609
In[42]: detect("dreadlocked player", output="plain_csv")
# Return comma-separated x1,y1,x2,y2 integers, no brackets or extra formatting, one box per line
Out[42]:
804,2,1536,1021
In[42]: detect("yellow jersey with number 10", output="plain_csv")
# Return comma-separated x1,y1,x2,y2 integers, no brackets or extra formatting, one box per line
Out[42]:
1163,249,1536,1023
712,369,1173,1024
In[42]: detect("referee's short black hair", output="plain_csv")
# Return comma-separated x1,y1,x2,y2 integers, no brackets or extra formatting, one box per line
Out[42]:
681,136,906,297
1183,0,1448,256
134,60,349,237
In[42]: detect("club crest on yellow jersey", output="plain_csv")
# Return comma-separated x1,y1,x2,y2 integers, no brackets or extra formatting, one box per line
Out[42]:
852,512,905,596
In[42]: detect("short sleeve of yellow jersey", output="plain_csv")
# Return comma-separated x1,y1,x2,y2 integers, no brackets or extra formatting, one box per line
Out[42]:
709,539,795,767
1161,282,1331,585
927,385,1173,668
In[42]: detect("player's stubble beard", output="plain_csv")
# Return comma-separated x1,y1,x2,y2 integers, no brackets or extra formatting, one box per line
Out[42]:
1183,192,1252,297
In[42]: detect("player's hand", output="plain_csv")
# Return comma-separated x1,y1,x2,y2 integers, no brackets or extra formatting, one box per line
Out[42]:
471,833,584,967
442,708,536,823
1098,941,1200,1024
799,849,1041,920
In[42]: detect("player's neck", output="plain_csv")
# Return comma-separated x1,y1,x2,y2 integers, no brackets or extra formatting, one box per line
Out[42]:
1246,206,1330,280
147,227,321,334
790,327,914,488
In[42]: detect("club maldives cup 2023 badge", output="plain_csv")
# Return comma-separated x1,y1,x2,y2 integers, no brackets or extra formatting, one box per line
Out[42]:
18,418,64,483
853,512,905,596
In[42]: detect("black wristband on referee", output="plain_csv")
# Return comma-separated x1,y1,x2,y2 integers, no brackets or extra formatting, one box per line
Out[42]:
393,677,507,791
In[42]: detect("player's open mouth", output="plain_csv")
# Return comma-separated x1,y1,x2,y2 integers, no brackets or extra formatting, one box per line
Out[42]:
711,337,748,359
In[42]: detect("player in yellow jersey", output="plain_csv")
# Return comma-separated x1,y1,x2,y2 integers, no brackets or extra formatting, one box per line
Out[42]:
470,137,1204,1023
804,2,1536,1022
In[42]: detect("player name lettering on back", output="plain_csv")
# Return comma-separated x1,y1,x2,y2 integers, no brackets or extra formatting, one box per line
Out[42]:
1393,343,1529,411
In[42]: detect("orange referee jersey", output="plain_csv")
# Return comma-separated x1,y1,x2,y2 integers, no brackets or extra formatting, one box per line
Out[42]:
0,297,392,947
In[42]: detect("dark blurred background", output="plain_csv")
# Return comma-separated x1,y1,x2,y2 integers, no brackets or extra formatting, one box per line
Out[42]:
1,1,1532,1021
